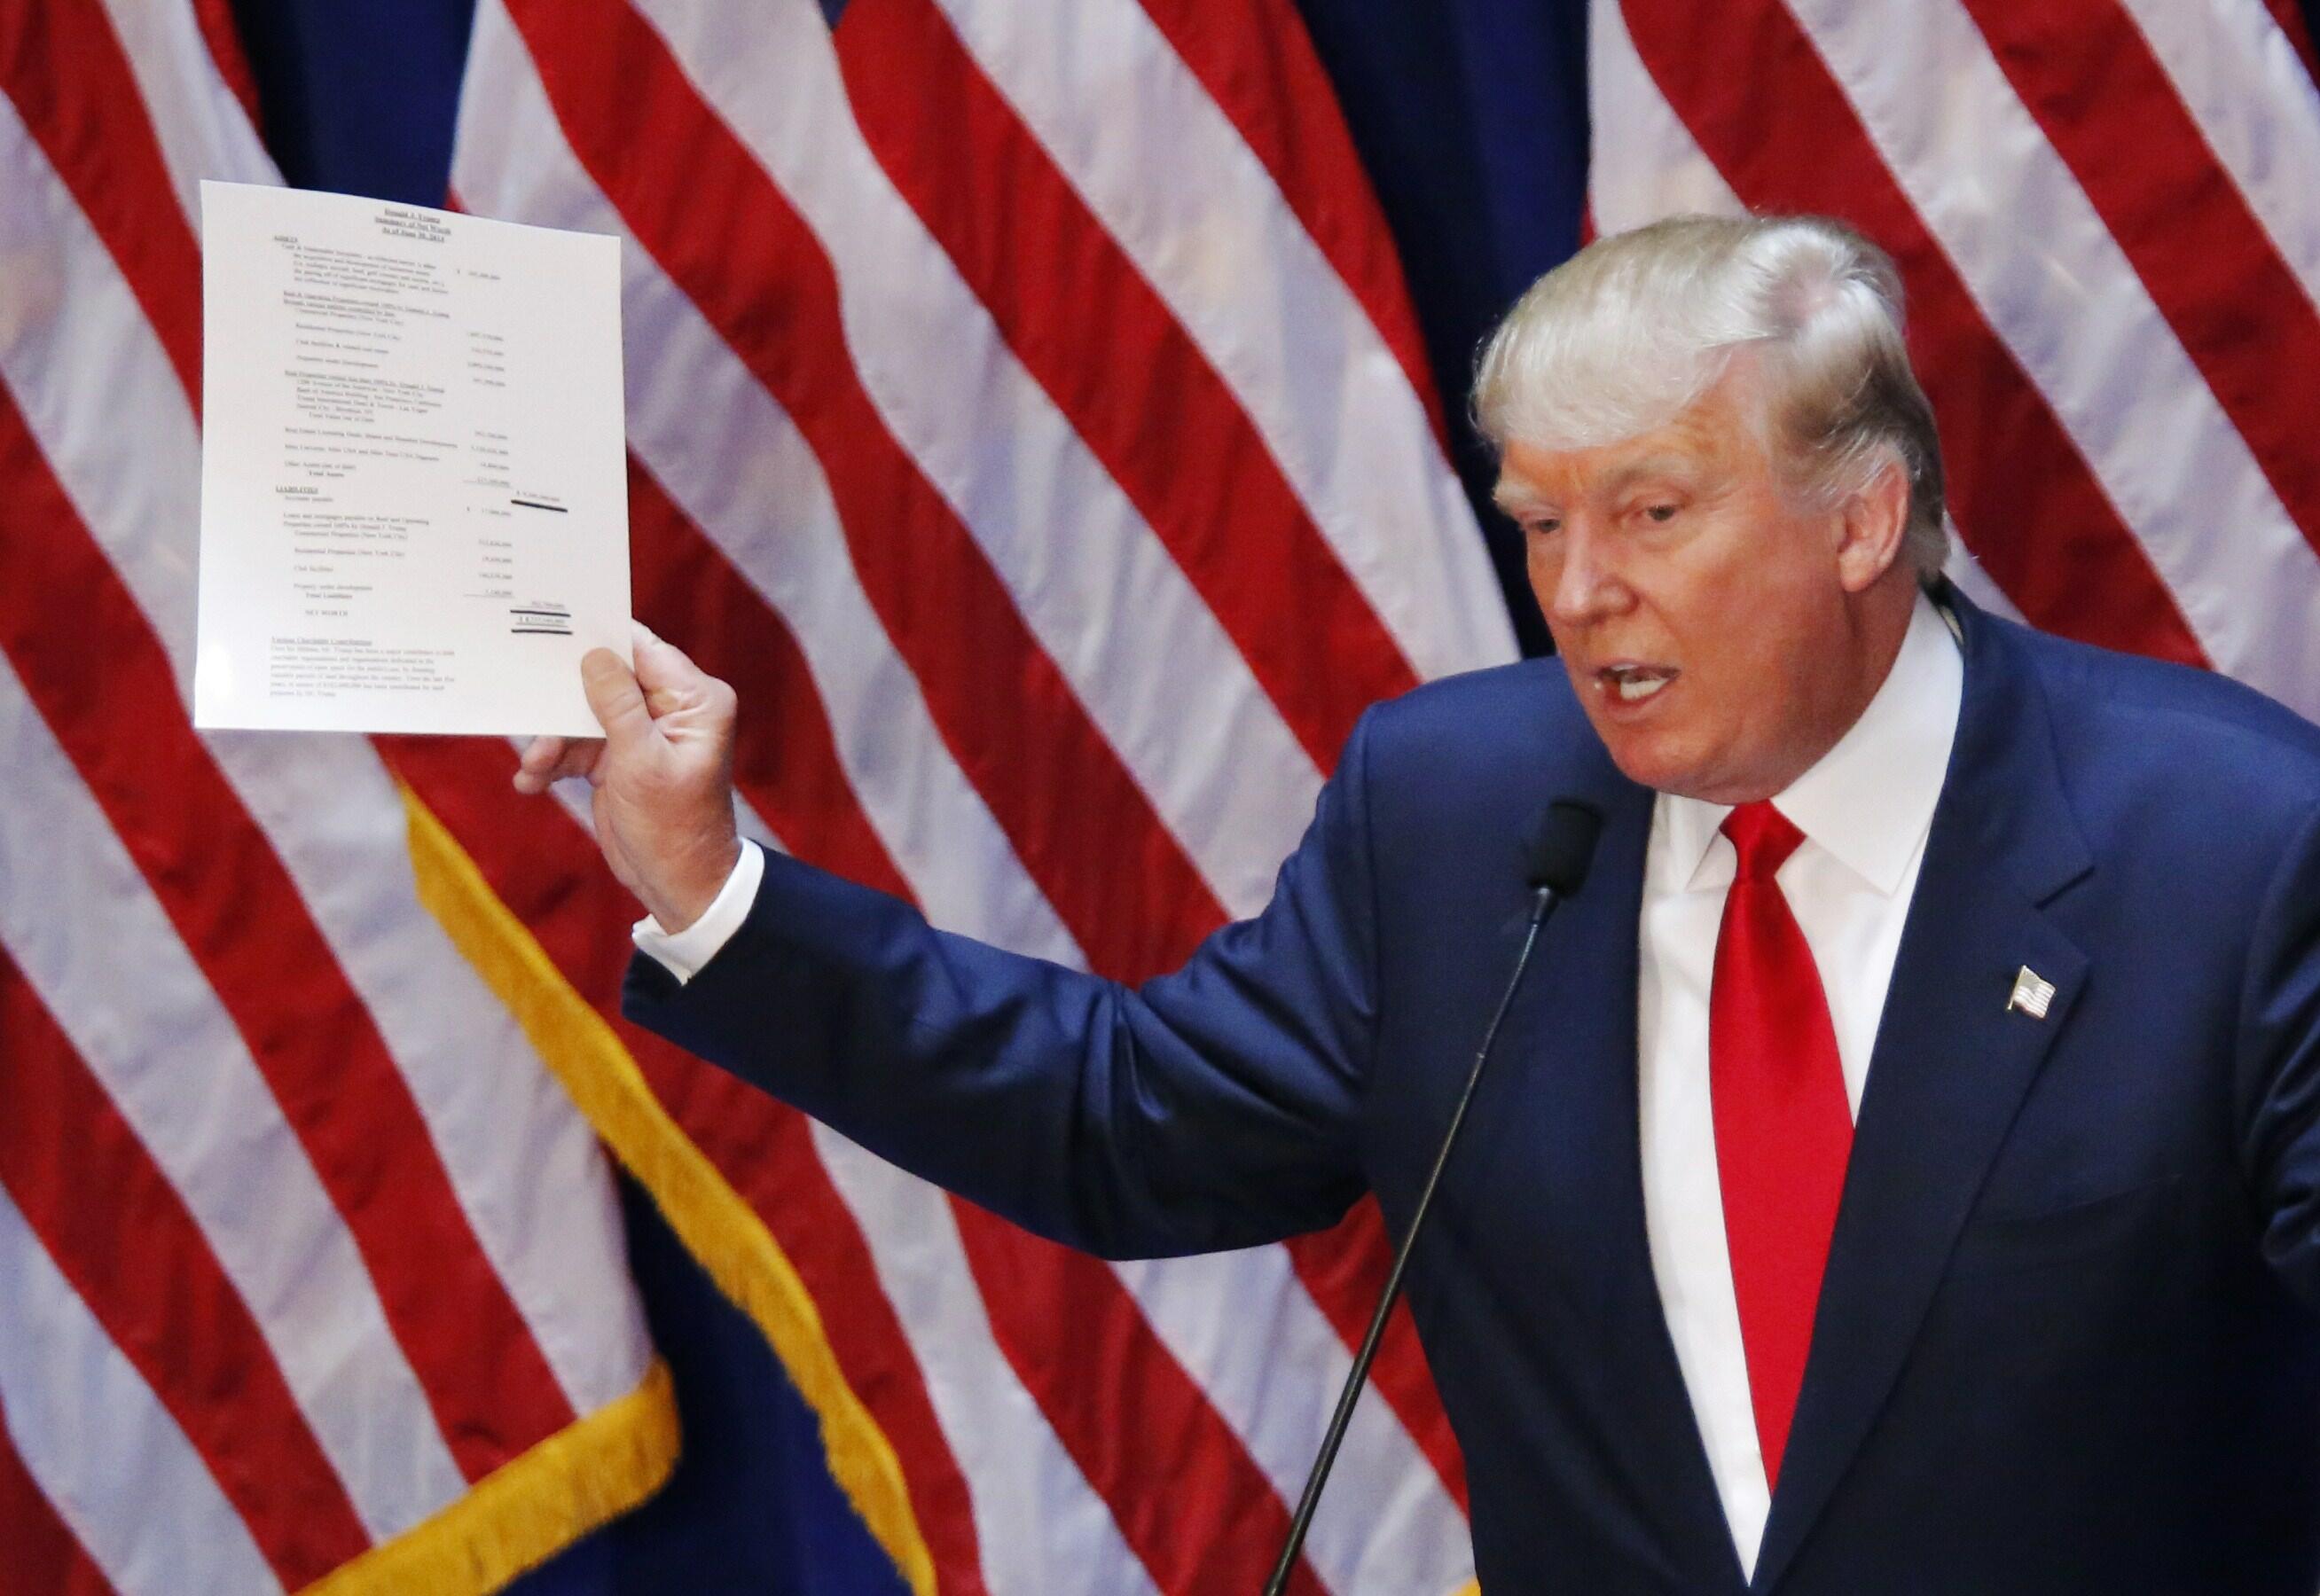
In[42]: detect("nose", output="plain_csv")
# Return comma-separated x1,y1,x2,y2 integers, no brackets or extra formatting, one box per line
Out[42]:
1537,521,1630,628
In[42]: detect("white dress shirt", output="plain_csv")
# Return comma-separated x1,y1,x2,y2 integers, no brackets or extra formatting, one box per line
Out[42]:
631,833,765,981
634,595,1963,1576
1638,592,1961,1576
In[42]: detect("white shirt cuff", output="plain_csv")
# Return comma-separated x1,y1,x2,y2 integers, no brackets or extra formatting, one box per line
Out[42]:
631,841,764,984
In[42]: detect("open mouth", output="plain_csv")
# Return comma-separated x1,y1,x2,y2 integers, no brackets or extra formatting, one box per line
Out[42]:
1597,663,1677,704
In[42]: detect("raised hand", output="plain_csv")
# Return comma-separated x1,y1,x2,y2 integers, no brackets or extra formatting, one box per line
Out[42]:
513,622,741,932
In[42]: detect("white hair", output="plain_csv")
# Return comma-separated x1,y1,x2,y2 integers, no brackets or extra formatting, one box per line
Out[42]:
1473,214,1948,575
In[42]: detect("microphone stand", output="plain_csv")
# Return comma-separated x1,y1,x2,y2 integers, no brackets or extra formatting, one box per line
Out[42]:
1262,878,1566,1596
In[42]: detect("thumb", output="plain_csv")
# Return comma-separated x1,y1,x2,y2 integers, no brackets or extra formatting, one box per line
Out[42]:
631,622,712,704
581,648,654,747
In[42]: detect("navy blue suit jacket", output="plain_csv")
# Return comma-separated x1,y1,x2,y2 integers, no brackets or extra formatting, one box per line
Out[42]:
628,593,2320,1592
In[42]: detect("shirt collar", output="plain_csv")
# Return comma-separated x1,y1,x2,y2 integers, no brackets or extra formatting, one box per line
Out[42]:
1658,591,1963,895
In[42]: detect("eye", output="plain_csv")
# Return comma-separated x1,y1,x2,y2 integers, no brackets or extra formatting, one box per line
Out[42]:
1642,503,1679,524
1525,516,1563,538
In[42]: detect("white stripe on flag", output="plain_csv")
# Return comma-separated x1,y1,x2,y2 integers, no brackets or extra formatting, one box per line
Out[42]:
1587,2,2024,627
2114,0,2320,313
623,0,1329,919
1588,0,1747,230
0,89,202,674
453,0,1085,965
0,1185,285,1596
929,0,1520,686
243,747,656,1424
1113,1249,1475,1594
1937,528,2027,625
1782,0,2320,720
89,0,276,229
811,1123,1163,1596
0,653,468,1539
0,85,650,1426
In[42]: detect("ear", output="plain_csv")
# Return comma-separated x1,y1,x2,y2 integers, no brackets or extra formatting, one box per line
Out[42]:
1834,456,1911,593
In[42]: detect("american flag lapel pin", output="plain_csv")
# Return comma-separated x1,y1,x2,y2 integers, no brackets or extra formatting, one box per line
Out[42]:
2008,965,2057,1020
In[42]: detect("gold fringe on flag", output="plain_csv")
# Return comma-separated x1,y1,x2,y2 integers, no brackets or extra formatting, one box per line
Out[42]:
399,784,938,1596
304,1360,678,1596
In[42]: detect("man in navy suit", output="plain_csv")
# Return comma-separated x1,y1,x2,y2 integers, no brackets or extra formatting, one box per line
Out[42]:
519,215,2320,1592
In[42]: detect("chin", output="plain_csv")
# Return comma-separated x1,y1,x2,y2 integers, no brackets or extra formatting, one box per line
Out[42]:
1595,726,1696,798
1593,724,1744,802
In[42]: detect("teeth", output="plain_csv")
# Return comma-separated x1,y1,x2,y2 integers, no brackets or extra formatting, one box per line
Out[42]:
1603,668,1673,702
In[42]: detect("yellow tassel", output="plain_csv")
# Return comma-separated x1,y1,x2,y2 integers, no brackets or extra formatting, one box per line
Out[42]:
400,785,937,1596
303,1360,678,1596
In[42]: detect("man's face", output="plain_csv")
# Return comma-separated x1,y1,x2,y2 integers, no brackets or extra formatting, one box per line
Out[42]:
1494,370,1901,804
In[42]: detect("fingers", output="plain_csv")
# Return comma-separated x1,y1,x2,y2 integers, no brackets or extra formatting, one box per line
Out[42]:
512,733,607,794
581,647,654,749
534,625,729,794
513,735,565,794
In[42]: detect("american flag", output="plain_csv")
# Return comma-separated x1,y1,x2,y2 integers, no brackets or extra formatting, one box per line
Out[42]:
0,3,664,1594
3,1,2317,1592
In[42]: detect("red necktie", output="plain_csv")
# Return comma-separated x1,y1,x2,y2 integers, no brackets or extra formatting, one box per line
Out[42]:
1710,801,1853,1490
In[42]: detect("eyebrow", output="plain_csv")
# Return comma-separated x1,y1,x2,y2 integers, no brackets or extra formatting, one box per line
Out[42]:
1493,454,1705,517
1600,456,1701,496
1491,481,1552,517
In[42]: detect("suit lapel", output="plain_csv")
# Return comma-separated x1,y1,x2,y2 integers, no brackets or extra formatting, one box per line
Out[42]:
1752,596,2093,1592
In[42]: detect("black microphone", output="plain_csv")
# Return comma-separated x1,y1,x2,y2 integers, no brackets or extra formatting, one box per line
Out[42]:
1263,799,1603,1595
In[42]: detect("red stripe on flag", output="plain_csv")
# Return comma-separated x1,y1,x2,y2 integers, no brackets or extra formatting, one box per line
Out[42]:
1963,0,2320,568
0,945,372,1588
190,0,264,124
2260,0,2320,85
0,1389,119,1596
0,0,204,405
661,1070,998,1596
380,733,994,1593
1618,0,2210,669
506,0,1227,984
1284,1201,1470,1513
0,388,575,1482
948,1209,1330,1596
1131,0,1448,446
627,458,914,901
834,0,1420,771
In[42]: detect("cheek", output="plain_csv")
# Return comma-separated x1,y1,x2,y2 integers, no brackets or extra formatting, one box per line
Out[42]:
1555,649,1592,708
1661,542,1798,670
1672,584,1838,765
1524,538,1561,594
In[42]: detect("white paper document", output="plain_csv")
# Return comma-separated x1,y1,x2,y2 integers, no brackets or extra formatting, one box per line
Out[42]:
194,181,629,736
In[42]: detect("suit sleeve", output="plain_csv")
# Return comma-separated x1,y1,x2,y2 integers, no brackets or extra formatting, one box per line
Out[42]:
2237,798,2320,1310
622,710,1386,1260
